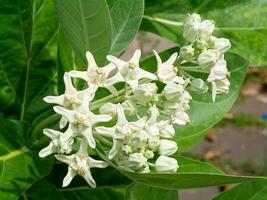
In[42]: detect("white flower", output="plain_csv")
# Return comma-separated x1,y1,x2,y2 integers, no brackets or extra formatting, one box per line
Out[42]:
107,49,157,91
179,45,194,60
133,83,158,104
122,99,137,116
158,139,178,156
94,104,146,159
53,97,111,149
197,49,219,69
207,59,229,82
153,50,185,84
163,82,184,101
99,102,117,117
155,155,178,172
172,110,190,125
211,78,230,102
157,120,175,139
55,140,108,188
39,128,74,157
119,153,149,172
130,130,148,150
200,20,215,40
68,51,121,95
183,13,201,42
211,36,231,54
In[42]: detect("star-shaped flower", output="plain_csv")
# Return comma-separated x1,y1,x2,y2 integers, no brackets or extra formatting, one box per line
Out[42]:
107,49,157,91
68,51,121,95
55,140,108,188
153,50,184,84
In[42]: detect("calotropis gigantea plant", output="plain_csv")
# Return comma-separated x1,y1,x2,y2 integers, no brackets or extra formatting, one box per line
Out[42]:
1,0,266,199
40,13,232,188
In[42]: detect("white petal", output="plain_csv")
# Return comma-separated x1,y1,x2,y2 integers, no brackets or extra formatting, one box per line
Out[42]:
78,139,89,156
83,171,96,188
88,157,108,168
106,55,126,68
137,68,157,80
90,113,112,124
211,81,217,102
59,116,68,129
62,167,77,187
165,52,178,67
39,142,56,157
55,154,75,165
86,51,98,73
60,128,74,142
68,70,89,82
53,106,75,122
116,104,128,125
108,139,123,160
129,49,141,65
81,127,96,149
105,85,118,96
76,93,91,113
43,95,65,106
106,72,124,86
102,63,117,76
153,50,162,65
43,128,61,139
127,80,138,92
64,73,76,94
94,126,115,138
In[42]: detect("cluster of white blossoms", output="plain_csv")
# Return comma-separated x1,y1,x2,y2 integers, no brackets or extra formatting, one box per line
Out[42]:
181,13,231,101
39,13,231,188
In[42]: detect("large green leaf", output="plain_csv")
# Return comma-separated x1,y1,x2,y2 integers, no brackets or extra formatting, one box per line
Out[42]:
126,183,179,200
0,0,58,120
212,180,267,200
0,120,53,200
110,0,144,56
141,0,267,67
140,47,248,151
56,0,112,66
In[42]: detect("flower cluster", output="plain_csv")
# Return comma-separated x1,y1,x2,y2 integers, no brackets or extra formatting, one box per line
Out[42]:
39,13,231,188
182,13,231,101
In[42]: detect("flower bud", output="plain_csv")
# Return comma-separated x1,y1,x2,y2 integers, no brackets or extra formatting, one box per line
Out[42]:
157,121,175,139
122,99,137,116
190,78,208,93
197,49,219,69
183,14,201,42
172,111,190,125
133,83,157,104
155,155,178,172
207,59,228,82
180,45,194,60
122,145,132,155
200,20,215,40
163,82,184,101
211,36,231,54
144,150,154,159
158,139,178,156
99,102,117,117
122,153,148,172
163,101,181,114
148,135,160,152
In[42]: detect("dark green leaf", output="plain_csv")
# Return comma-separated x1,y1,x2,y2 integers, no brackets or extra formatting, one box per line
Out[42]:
212,180,267,200
25,180,64,200
0,120,54,200
141,0,267,67
110,0,144,56
0,0,58,120
126,183,179,200
56,0,112,66
140,47,248,151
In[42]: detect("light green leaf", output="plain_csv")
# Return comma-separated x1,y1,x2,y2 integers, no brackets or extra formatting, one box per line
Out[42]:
110,0,144,56
141,0,267,67
212,180,267,200
140,47,248,151
126,183,179,200
0,120,54,200
0,0,58,121
56,0,112,66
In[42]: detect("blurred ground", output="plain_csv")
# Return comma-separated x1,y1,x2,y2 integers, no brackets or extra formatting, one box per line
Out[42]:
124,32,267,200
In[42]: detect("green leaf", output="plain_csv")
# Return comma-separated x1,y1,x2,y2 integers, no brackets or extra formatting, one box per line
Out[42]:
56,0,112,66
0,0,58,120
212,180,267,200
141,0,267,67
59,186,125,200
110,0,144,56
0,120,54,200
25,180,64,200
126,183,179,200
140,47,248,151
